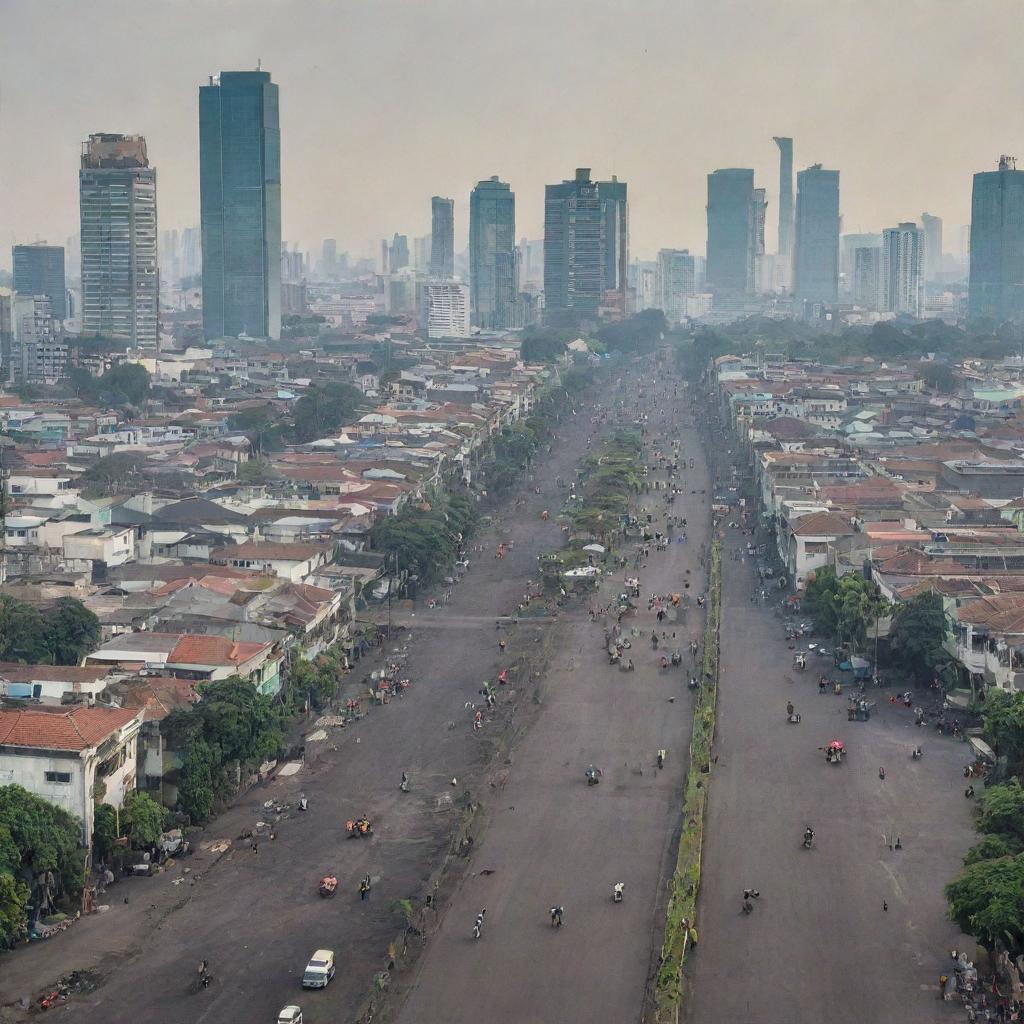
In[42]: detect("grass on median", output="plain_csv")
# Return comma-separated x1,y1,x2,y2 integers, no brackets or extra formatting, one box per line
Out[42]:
653,539,721,1022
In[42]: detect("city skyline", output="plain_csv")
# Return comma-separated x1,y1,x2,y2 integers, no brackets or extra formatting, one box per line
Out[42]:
2,0,1022,266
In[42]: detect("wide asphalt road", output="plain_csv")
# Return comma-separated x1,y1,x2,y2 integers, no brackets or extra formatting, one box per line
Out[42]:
686,512,975,1023
393,376,711,1024
0,395,603,1023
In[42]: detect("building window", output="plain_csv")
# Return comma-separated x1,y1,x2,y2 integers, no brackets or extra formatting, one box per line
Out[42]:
45,771,72,784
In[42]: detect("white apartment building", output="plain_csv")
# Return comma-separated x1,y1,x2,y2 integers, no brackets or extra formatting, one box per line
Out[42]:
881,223,924,317
423,281,470,338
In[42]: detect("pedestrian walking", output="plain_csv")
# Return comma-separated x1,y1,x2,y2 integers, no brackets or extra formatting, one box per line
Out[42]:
550,905,564,928
359,875,371,901
251,840,259,855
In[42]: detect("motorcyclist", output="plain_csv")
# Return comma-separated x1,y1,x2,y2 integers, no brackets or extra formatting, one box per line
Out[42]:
613,882,625,903
400,772,410,792
803,826,814,848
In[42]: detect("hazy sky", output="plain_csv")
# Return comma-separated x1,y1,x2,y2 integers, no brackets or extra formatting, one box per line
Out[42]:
2,0,1023,268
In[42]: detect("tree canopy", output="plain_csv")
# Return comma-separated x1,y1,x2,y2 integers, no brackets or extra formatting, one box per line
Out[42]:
0,785,85,947
291,382,363,442
803,567,888,652
946,854,1024,951
983,693,1024,779
0,595,101,665
888,591,949,685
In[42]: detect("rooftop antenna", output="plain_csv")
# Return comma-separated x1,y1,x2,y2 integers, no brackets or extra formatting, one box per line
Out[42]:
257,58,262,71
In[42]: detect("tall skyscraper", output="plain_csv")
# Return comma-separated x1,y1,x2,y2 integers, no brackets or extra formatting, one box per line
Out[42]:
881,222,924,316
792,164,840,305
853,246,882,309
655,249,695,323
390,233,409,272
469,176,516,330
970,157,1024,321
199,69,281,341
774,137,794,287
430,197,455,279
422,280,470,338
544,168,604,323
706,168,755,295
322,238,337,273
12,243,66,321
598,177,628,315
79,133,159,348
920,213,943,284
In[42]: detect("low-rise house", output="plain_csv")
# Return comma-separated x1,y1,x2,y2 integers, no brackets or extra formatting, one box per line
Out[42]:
210,541,330,583
0,663,115,705
162,635,283,695
0,705,144,846
63,527,136,573
784,510,857,585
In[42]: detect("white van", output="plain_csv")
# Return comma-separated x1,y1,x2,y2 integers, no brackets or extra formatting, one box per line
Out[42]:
301,949,336,989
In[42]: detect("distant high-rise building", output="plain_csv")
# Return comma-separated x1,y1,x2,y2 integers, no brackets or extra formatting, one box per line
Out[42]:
469,176,516,330
655,249,695,323
598,177,629,315
792,164,840,305
970,157,1024,321
430,197,455,279
423,280,470,338
773,137,794,284
753,188,767,257
920,213,942,283
853,246,882,309
12,243,66,321
79,133,159,349
544,168,605,323
322,238,337,272
180,227,201,279
11,294,68,384
881,223,924,316
840,233,883,293
390,234,409,272
706,169,755,295
200,69,281,340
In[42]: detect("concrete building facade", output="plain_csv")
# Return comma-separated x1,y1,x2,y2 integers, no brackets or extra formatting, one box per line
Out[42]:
792,164,840,305
469,176,516,330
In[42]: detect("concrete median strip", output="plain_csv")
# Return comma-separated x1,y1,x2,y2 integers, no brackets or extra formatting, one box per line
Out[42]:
653,539,721,1024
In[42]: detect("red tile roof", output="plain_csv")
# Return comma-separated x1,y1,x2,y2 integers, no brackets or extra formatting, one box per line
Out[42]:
0,706,141,751
167,635,271,667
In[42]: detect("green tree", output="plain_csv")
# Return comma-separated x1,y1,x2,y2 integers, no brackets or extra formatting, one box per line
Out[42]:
178,739,217,824
520,329,572,364
0,873,30,949
99,363,151,405
888,592,949,685
0,786,85,896
965,833,1024,866
291,382,363,443
80,453,148,495
982,693,1024,778
946,854,1024,951
0,597,50,663
45,598,102,665
978,780,1024,842
122,792,165,847
229,406,284,455
917,361,956,393
92,804,119,863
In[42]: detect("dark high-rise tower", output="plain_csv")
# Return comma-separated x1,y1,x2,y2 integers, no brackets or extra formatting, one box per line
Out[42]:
79,134,159,348
13,243,66,321
430,197,454,279
773,137,794,269
598,177,628,315
793,164,840,305
469,177,516,330
706,169,755,294
969,156,1024,321
200,69,281,340
544,168,603,323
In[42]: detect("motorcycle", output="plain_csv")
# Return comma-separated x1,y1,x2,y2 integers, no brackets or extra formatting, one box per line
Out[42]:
803,828,814,849
612,882,624,904
585,766,602,786
911,747,923,760
346,818,373,839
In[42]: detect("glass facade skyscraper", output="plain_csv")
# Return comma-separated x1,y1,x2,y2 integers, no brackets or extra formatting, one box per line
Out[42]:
199,70,281,341
706,169,755,295
12,243,66,321
969,157,1024,322
544,168,608,324
793,164,840,305
598,177,629,315
79,134,159,348
430,197,455,279
469,177,516,330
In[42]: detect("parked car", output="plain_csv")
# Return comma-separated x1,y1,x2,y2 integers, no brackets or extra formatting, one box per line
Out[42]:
302,950,335,989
